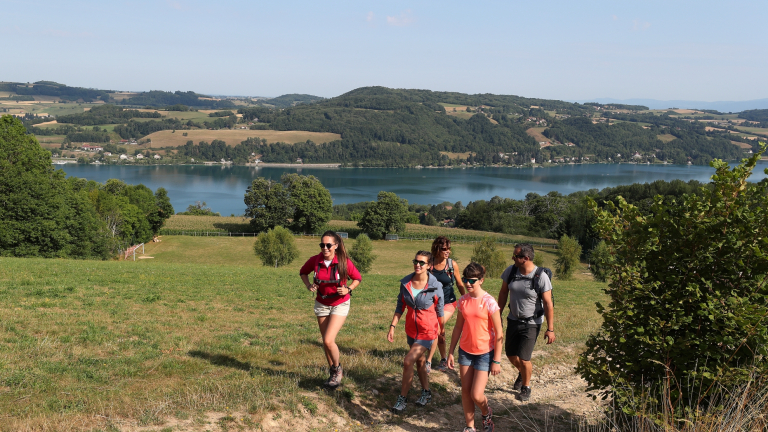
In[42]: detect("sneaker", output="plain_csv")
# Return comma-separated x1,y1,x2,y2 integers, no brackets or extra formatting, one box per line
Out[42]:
462,428,476,432
326,364,343,388
414,389,432,407
482,406,494,432
518,385,531,402
425,361,432,374
513,374,523,391
391,395,407,414
437,358,448,371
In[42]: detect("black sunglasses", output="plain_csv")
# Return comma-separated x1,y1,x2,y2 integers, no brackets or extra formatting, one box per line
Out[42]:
319,243,336,249
412,259,429,267
514,254,527,260
462,278,480,285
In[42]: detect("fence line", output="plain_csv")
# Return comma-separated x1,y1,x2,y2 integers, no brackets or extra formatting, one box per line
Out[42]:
158,230,558,249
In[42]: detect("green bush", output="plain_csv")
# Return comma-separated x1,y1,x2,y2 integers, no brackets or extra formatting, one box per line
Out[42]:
470,237,507,278
348,234,376,273
554,234,581,280
587,240,611,282
253,226,299,268
358,191,409,240
577,145,768,422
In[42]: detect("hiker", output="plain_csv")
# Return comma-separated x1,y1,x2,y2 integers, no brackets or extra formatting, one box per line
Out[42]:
497,243,555,402
387,250,445,414
426,236,466,373
447,262,503,432
299,231,362,389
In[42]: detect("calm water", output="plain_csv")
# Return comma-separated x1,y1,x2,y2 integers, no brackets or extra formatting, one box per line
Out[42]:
58,163,768,216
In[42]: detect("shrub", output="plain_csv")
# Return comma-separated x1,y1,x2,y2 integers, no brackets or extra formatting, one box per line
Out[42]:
348,234,376,273
577,145,768,422
554,234,581,280
470,237,507,278
587,240,611,282
253,226,299,268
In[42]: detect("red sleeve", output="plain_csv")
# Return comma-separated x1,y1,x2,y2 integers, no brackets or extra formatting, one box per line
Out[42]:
299,255,318,275
346,258,362,281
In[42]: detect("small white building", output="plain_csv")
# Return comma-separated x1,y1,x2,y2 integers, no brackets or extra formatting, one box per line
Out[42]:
136,154,144,159
119,154,128,160
154,154,161,160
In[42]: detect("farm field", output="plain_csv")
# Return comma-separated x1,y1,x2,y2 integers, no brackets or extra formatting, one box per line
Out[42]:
656,133,677,143
526,127,549,143
143,129,342,147
0,235,602,431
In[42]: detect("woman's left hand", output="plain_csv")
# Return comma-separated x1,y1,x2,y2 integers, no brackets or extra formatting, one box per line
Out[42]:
337,285,350,296
490,362,501,376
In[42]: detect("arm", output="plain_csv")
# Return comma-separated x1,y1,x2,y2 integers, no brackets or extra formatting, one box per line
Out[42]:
453,260,466,295
300,274,317,292
436,287,445,331
387,312,403,343
490,309,504,376
498,281,509,317
542,290,555,344
447,311,464,370
338,260,362,295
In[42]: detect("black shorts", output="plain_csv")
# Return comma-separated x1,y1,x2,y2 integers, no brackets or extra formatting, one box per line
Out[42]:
505,319,541,361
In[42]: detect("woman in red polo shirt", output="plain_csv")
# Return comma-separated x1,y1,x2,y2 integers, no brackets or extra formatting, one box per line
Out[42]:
299,231,362,389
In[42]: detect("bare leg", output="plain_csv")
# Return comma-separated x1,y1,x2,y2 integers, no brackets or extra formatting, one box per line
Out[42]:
471,368,491,416
508,355,533,386
460,365,476,429
317,314,347,367
436,307,455,360
401,344,428,396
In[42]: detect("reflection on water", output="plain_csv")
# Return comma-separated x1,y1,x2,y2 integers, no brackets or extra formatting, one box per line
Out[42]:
58,162,768,216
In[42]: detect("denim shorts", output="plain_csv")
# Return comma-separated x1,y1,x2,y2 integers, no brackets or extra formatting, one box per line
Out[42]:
457,347,494,372
407,335,434,350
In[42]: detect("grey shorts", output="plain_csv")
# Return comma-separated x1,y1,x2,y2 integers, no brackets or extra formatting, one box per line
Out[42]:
407,335,434,350
314,299,350,317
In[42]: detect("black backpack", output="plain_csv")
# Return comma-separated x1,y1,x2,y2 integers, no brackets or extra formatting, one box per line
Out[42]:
505,265,554,320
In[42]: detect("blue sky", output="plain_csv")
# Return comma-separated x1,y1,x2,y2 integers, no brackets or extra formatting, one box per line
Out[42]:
3,0,767,101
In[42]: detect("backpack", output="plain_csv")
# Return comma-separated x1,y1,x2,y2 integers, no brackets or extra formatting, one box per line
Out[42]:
505,265,554,321
430,258,455,285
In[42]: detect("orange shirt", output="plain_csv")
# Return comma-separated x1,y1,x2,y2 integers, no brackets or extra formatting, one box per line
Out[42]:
458,293,500,355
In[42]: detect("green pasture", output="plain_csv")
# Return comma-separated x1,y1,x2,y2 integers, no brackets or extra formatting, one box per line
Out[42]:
0,235,603,430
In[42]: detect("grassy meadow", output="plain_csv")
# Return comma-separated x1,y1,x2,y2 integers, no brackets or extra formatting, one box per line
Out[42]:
0,232,603,431
143,130,342,148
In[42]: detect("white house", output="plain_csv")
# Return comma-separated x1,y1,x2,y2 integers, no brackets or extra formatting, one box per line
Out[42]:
136,154,144,159
153,154,161,159
119,154,128,160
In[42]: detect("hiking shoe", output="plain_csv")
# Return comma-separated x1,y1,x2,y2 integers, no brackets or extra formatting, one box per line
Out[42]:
425,361,432,374
437,358,448,371
326,364,343,388
513,374,523,391
462,428,476,432
414,389,432,407
482,406,494,432
518,385,531,401
391,395,407,414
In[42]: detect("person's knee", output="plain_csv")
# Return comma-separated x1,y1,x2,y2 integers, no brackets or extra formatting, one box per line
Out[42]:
322,337,336,350
403,355,416,368
472,390,486,405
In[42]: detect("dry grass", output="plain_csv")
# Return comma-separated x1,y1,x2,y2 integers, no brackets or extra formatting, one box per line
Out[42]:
144,129,342,147
657,134,677,143
731,140,753,149
440,151,474,159
526,127,549,143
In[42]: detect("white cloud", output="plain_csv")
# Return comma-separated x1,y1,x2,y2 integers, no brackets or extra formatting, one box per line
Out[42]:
632,20,651,31
367,11,374,22
386,9,415,27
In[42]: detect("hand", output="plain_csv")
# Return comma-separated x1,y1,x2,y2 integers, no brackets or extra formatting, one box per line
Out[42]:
544,330,556,344
307,283,318,293
490,362,501,376
387,327,395,343
337,285,349,296
447,354,455,370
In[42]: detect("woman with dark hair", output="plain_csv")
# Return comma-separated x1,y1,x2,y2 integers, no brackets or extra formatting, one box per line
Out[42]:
427,236,466,372
387,250,445,414
299,231,362,388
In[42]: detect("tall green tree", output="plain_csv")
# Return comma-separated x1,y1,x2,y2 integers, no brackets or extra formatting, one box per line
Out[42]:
244,178,291,232
577,145,768,421
554,234,581,280
349,233,376,273
281,173,332,233
358,191,410,239
470,237,507,278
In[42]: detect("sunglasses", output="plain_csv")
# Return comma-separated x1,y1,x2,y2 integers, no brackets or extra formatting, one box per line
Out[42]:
319,243,336,249
462,278,480,285
412,259,429,267
440,247,450,251
514,254,527,260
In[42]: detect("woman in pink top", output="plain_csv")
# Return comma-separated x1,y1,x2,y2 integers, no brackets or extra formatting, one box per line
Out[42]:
447,263,504,432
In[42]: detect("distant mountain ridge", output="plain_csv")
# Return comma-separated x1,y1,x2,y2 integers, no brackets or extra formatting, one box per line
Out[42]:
577,98,768,112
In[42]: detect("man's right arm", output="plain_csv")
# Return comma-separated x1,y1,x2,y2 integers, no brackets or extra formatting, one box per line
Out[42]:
498,281,509,317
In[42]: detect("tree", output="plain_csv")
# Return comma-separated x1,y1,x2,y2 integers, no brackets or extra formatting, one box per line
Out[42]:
554,234,581,280
577,145,768,421
349,233,376,273
253,226,299,268
179,201,220,216
470,237,507,278
281,173,332,233
587,240,611,282
244,178,291,232
0,115,108,258
358,191,409,239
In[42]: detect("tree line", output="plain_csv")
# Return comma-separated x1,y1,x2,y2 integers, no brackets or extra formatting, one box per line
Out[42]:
119,90,236,109
57,104,162,126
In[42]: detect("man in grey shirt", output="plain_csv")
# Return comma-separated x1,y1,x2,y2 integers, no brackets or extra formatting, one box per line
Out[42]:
497,243,555,401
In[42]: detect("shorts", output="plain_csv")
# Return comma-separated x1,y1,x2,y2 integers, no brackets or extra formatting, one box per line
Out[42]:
457,347,494,372
314,299,350,317
505,319,541,361
443,301,456,315
407,335,434,350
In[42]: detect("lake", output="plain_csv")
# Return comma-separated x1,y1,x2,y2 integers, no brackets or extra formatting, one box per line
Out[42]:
58,162,768,216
